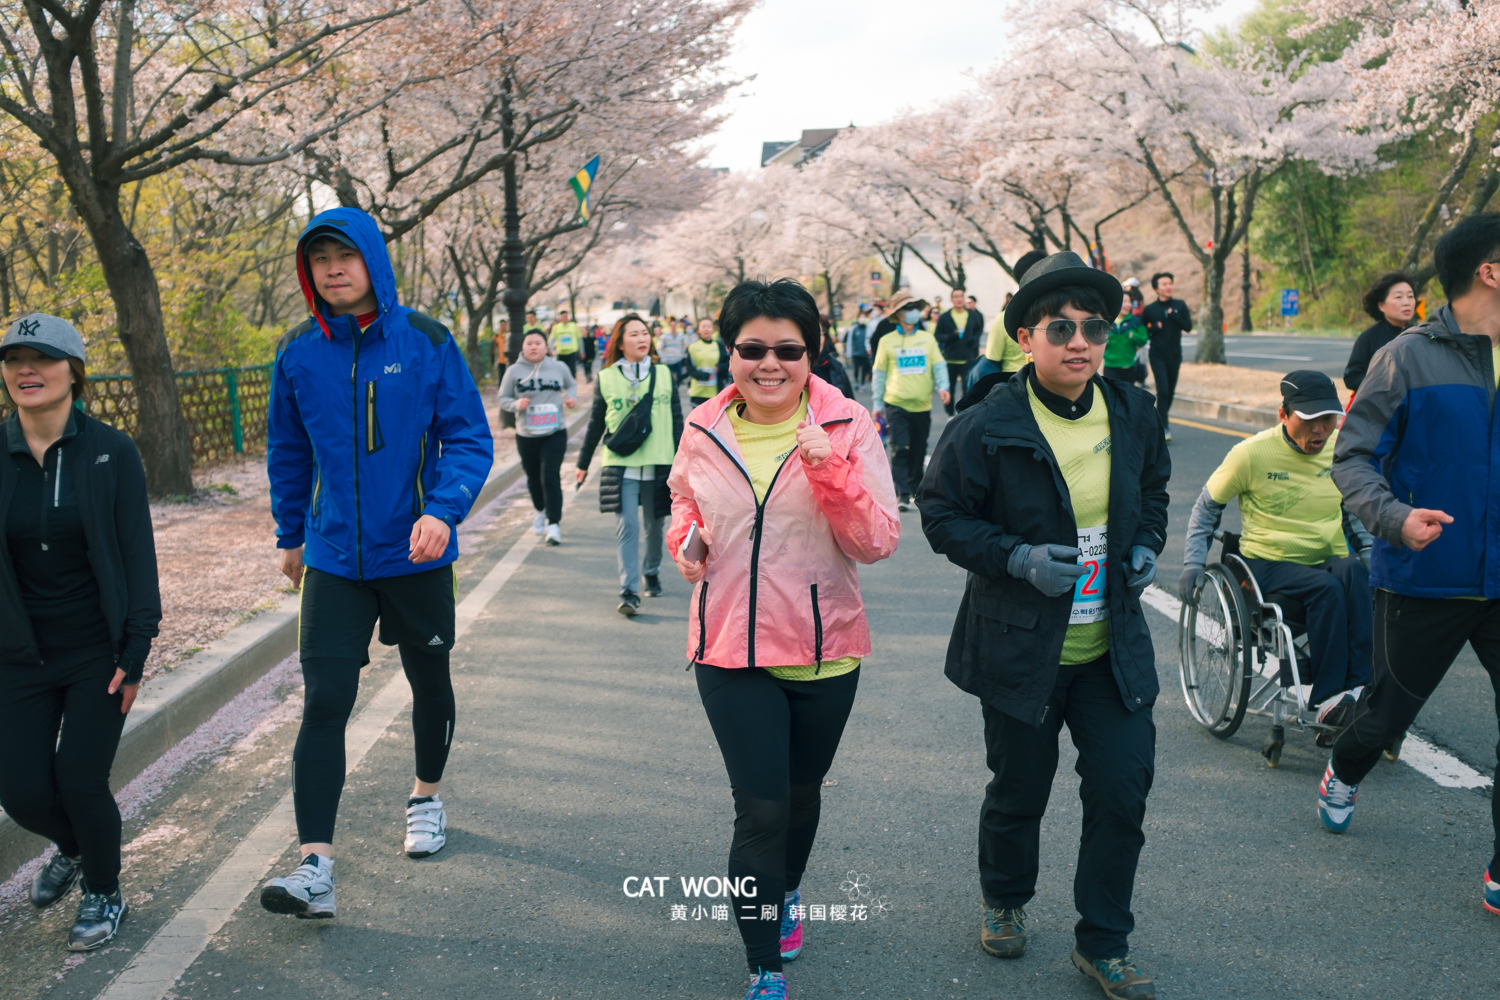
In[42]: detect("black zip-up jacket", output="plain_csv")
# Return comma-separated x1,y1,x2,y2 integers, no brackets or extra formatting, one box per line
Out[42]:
934,308,984,363
918,366,1171,723
1141,298,1193,358
0,411,161,682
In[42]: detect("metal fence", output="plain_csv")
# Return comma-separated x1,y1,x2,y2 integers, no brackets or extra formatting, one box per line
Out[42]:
0,364,273,466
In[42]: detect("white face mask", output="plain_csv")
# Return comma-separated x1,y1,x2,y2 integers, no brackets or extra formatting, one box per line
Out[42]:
901,309,921,324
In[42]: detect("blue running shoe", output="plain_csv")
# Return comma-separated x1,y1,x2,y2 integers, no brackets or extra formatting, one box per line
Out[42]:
1318,759,1359,833
745,968,787,1000
1485,868,1500,917
780,889,803,961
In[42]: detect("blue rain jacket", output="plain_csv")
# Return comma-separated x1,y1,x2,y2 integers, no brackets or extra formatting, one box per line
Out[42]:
268,208,493,581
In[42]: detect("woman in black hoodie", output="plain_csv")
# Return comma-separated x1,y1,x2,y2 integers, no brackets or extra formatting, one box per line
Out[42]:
0,314,160,952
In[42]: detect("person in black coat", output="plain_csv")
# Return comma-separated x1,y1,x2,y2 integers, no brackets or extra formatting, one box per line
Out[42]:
0,314,160,953
812,316,855,399
1343,271,1416,393
934,286,985,414
1140,272,1193,438
918,254,1169,998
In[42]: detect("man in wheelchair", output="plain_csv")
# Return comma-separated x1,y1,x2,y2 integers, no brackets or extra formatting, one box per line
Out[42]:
1178,370,1374,731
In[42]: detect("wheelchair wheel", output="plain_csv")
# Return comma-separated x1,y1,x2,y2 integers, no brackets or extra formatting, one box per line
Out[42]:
1179,564,1252,738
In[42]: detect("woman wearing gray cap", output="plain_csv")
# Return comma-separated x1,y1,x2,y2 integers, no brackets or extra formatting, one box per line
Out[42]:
0,313,161,951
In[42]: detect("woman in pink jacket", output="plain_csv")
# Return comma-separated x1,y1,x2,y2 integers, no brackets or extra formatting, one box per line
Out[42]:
668,279,899,1000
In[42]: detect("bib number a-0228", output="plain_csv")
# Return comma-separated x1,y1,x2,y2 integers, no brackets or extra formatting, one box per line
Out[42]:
1070,525,1109,625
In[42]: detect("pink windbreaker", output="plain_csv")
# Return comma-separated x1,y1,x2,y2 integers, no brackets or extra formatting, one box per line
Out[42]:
666,374,900,669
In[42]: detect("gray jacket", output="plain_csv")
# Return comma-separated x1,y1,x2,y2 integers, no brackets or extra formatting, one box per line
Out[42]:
499,358,577,438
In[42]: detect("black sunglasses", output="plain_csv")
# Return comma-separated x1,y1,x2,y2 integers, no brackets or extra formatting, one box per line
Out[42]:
733,342,809,362
1028,318,1113,346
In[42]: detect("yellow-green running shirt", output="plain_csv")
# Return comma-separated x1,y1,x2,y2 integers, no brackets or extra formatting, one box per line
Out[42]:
873,328,944,412
1205,426,1348,565
1028,382,1112,665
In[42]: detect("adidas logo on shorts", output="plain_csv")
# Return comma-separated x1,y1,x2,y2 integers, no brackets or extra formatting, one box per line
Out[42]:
427,635,444,646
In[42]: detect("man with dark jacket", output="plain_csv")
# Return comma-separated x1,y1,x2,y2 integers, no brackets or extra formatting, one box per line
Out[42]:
263,207,494,919
1323,215,1500,920
1140,272,1193,439
934,286,984,414
919,252,1169,1000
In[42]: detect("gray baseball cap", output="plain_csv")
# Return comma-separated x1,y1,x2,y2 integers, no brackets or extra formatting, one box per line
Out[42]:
1,313,87,363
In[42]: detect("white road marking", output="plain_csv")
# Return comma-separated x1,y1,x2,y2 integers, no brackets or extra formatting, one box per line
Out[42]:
1140,585,1492,790
1226,352,1314,361
101,487,582,1000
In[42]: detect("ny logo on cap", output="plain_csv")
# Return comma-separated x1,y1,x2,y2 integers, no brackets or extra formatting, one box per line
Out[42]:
16,319,40,337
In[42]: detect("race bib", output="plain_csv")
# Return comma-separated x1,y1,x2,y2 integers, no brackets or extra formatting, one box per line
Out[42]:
692,376,716,390
525,402,560,432
558,334,575,348
1071,525,1109,625
895,347,928,374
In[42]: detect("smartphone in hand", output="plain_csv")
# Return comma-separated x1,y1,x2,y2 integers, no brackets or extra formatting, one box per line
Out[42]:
682,521,708,562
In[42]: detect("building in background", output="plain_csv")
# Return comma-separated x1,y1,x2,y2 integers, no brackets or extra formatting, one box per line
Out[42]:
760,127,852,168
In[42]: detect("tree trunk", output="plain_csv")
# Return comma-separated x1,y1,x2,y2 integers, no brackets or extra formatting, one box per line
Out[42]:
1240,236,1253,333
1196,255,1227,364
67,180,194,495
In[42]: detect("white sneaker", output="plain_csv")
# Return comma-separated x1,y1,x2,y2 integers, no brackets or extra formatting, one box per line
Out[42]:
545,523,562,546
405,796,447,858
531,511,546,535
260,854,336,918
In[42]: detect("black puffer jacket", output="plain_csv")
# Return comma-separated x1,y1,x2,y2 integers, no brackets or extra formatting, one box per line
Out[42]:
918,366,1171,724
0,410,161,681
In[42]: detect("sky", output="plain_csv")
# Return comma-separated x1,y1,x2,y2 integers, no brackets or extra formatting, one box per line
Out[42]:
702,0,1264,171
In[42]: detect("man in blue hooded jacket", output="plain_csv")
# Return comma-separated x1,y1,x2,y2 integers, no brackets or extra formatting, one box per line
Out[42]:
260,208,493,919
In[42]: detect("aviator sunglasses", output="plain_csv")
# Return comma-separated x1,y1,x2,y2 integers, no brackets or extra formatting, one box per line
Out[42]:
1027,318,1113,346
732,342,809,362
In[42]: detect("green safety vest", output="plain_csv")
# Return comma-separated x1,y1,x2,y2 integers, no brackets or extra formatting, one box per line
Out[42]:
598,364,677,467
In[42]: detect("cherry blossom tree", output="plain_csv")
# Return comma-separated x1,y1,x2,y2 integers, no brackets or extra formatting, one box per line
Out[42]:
1008,0,1383,361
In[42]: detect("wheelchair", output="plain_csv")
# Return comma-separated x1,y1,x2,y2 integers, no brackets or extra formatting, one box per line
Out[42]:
1177,531,1342,766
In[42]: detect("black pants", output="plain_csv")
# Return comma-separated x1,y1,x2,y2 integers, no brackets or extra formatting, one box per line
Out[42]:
979,653,1155,960
294,566,458,844
0,643,127,895
1331,591,1500,875
851,355,871,385
1242,556,1373,705
884,405,931,498
944,361,969,415
1149,352,1180,423
697,664,860,973
495,362,507,387
1103,365,1144,385
557,353,578,378
517,430,567,524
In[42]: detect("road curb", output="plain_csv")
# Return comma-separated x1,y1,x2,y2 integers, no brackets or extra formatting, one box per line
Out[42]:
1173,394,1279,429
0,407,594,882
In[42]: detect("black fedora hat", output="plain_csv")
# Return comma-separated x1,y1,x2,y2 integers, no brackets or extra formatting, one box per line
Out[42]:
1002,251,1123,336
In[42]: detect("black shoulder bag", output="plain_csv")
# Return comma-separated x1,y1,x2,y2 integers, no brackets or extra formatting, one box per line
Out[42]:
604,364,657,457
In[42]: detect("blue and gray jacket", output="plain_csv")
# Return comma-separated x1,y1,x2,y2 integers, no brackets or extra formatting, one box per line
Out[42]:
1332,305,1497,597
268,208,493,581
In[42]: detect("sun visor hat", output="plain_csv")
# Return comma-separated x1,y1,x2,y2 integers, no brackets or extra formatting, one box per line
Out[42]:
1280,369,1344,419
0,313,87,363
1002,251,1123,336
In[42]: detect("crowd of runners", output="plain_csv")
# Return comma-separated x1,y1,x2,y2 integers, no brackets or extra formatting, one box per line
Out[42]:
2,204,1500,1000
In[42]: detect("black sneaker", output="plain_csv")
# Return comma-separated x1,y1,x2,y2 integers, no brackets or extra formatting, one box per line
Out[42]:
897,495,913,512
31,853,83,910
644,574,663,598
1315,690,1359,747
68,884,128,951
618,591,640,617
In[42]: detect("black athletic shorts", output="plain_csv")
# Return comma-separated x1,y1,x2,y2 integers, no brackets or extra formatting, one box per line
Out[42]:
300,564,457,664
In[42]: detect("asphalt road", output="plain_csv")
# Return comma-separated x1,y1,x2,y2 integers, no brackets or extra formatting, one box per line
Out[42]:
1,382,1496,1000
1180,334,1356,381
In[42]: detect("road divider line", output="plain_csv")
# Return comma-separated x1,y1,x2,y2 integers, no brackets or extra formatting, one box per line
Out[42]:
1168,416,1253,439
101,486,584,1000
1139,585,1492,790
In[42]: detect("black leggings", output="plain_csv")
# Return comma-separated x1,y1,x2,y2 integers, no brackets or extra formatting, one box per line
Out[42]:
0,644,127,895
293,644,455,844
696,664,860,973
517,430,567,525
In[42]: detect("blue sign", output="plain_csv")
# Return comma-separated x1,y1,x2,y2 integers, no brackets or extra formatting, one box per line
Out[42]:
1280,289,1300,317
